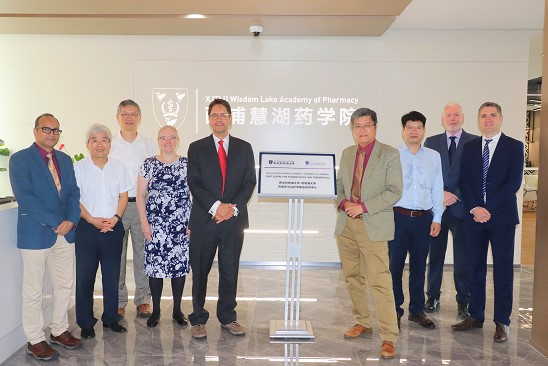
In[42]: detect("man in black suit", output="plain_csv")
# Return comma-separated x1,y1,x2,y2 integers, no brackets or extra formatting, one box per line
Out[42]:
187,98,256,339
424,102,477,317
452,102,523,343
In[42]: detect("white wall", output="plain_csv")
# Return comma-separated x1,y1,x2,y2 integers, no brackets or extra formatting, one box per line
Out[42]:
0,30,530,263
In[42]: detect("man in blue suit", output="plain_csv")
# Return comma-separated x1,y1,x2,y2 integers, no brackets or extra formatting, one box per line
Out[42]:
9,113,82,360
451,102,523,343
424,102,477,317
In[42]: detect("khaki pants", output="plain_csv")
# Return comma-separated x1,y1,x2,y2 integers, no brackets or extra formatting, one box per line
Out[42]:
20,236,74,344
337,218,398,343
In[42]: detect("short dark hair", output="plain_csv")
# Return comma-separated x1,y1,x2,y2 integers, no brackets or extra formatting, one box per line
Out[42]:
401,111,426,127
350,108,378,127
208,98,232,116
117,99,141,115
478,102,502,117
34,113,59,128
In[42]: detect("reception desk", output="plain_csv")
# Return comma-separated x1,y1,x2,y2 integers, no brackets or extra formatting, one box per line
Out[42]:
0,203,53,363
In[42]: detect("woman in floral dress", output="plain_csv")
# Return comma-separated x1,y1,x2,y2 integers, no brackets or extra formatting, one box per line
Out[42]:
136,126,191,327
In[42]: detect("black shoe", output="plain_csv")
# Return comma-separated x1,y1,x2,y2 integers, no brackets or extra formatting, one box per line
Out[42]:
425,298,440,312
80,327,95,339
408,313,436,328
147,313,160,328
457,302,470,317
103,321,127,333
173,313,188,326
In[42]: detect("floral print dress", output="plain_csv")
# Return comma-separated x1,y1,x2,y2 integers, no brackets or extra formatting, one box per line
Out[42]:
139,156,191,278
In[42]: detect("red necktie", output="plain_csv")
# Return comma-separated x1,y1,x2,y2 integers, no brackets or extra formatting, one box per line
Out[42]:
218,140,227,195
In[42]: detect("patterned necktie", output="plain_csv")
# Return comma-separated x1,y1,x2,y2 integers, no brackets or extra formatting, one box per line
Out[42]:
482,139,492,202
448,136,457,166
218,140,227,195
46,153,62,193
351,148,365,202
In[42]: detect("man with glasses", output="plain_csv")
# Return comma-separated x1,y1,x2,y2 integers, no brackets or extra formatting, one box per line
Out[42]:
110,99,156,319
389,111,444,330
187,99,256,339
9,113,82,360
335,108,402,359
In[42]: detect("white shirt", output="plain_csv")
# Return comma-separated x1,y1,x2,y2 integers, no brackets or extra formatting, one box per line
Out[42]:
110,132,157,197
482,131,502,165
74,157,132,218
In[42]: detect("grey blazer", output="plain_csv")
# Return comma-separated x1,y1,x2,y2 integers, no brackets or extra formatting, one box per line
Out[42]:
335,141,403,241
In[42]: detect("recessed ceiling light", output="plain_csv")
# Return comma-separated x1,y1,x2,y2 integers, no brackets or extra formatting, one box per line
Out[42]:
185,14,207,19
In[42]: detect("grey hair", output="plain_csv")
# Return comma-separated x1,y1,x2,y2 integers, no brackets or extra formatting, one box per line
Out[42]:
442,102,463,114
85,123,112,144
117,99,141,115
350,108,378,128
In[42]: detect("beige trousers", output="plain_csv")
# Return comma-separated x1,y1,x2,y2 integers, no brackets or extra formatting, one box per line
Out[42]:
337,218,399,343
20,236,74,344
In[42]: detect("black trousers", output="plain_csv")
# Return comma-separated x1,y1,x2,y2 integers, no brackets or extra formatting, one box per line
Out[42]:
188,229,244,325
75,219,124,328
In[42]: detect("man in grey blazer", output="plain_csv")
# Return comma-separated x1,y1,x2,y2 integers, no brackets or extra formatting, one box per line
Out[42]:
335,108,402,359
424,103,478,317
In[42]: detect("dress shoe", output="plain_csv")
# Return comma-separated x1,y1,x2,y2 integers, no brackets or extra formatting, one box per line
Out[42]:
221,321,246,336
425,298,440,312
380,341,396,359
494,322,510,342
344,324,372,338
408,313,436,328
191,324,207,339
26,341,59,360
103,321,128,333
457,302,470,317
173,312,189,326
81,327,95,339
451,316,483,331
137,303,152,317
147,313,160,327
50,331,82,349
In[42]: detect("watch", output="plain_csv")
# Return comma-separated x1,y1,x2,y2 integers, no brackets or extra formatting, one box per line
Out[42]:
114,214,122,221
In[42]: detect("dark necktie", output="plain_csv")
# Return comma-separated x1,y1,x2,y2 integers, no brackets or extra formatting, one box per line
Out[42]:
482,139,492,202
351,148,365,202
448,136,457,166
218,140,227,195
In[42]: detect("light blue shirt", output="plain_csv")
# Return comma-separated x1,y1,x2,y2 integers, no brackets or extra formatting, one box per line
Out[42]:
395,144,444,223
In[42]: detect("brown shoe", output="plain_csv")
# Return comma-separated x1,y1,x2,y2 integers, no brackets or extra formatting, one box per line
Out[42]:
26,341,59,360
137,304,152,317
452,316,483,331
494,322,509,342
50,331,82,349
408,313,436,328
344,324,372,338
380,341,396,359
221,321,246,336
118,307,125,318
191,324,207,339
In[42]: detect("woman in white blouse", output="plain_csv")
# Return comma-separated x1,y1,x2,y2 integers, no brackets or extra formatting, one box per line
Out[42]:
74,124,132,339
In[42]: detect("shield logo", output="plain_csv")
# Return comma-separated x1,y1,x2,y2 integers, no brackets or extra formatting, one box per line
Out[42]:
152,88,188,128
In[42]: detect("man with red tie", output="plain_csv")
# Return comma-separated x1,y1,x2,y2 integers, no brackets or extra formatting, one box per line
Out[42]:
187,99,256,339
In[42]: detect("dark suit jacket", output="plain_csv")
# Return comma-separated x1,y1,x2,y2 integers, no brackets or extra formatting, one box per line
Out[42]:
9,143,81,249
459,133,523,229
424,130,478,219
187,134,256,232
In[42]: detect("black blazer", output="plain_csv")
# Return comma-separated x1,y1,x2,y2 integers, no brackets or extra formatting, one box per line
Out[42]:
424,130,478,219
187,134,256,232
459,133,523,229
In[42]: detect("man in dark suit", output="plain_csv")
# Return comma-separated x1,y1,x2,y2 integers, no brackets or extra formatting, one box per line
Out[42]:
187,99,256,339
452,102,523,343
9,113,82,360
424,102,477,317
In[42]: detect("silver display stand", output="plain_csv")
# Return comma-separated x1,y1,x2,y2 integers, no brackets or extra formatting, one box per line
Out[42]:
257,152,337,341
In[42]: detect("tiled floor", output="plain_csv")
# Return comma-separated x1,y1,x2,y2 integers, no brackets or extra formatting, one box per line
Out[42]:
2,265,546,365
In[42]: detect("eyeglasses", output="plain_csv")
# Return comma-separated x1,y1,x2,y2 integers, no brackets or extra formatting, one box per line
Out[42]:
119,112,140,118
158,135,178,141
37,126,62,135
209,113,231,120
353,123,375,130
404,125,424,131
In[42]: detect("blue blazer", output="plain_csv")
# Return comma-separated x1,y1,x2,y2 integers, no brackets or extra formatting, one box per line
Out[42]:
458,134,523,229
9,144,81,249
424,130,478,219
